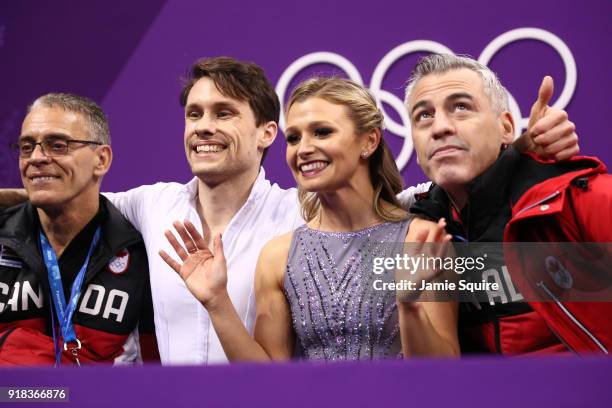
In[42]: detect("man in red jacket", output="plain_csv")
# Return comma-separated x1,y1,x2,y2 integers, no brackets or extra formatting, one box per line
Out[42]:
406,54,611,354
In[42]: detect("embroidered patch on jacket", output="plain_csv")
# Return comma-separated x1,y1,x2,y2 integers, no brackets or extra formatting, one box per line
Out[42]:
545,256,573,290
108,248,130,274
0,245,23,269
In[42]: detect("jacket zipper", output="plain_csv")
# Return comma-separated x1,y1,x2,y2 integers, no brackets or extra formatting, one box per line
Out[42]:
537,281,608,354
514,191,560,218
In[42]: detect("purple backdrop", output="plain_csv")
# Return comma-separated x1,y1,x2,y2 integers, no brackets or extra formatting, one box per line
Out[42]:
0,0,610,191
0,357,611,407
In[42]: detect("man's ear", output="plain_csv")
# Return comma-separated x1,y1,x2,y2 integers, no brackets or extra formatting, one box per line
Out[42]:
259,121,278,151
500,111,515,144
93,145,113,178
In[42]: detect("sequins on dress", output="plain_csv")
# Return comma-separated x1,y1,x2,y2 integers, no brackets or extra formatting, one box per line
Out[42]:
284,219,411,361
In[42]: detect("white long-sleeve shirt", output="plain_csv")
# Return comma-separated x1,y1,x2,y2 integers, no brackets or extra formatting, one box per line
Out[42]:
104,167,429,365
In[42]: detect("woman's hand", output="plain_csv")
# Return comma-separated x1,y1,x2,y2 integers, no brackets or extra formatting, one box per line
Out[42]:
398,218,452,302
398,218,459,357
159,220,228,309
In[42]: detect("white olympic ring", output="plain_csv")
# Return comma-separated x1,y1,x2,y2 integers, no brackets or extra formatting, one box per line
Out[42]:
275,28,577,171
369,40,454,169
478,27,577,132
276,52,364,131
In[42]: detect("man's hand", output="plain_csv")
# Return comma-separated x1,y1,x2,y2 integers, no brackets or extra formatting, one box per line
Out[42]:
0,188,28,209
516,76,579,161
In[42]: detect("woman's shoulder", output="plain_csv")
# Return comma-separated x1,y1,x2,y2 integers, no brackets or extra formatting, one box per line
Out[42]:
380,200,409,221
256,231,295,286
259,231,294,265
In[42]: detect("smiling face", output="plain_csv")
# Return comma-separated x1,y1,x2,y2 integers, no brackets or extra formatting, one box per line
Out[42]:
19,106,108,210
284,97,375,193
408,68,514,202
183,77,275,185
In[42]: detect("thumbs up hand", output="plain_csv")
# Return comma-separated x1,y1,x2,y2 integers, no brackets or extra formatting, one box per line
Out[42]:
518,76,579,161
527,76,554,131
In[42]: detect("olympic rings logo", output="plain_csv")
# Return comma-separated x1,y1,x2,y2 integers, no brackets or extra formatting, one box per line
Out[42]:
276,28,577,171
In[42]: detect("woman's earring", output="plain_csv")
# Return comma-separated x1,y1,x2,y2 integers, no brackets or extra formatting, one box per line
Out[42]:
361,151,369,159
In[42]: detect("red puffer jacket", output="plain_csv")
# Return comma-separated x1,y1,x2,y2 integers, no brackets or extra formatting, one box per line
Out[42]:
504,154,612,354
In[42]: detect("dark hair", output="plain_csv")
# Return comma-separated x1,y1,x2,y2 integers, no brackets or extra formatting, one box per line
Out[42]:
180,57,280,163
287,77,405,222
30,93,111,145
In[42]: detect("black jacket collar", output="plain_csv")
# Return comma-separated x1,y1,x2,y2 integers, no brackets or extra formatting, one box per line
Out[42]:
0,195,143,285
411,148,519,241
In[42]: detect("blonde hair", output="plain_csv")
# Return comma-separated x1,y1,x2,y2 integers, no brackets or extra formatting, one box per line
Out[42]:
286,77,405,223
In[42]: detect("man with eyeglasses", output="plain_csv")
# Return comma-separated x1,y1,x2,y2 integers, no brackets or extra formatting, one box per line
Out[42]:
0,93,158,365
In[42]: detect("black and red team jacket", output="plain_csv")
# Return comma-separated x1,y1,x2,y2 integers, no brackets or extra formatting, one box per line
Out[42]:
411,147,612,355
503,152,612,354
0,196,159,365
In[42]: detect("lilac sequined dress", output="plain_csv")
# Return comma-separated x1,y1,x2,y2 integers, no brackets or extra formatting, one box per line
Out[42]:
284,219,411,361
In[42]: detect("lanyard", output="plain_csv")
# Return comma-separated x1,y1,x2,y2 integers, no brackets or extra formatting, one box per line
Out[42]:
40,226,101,366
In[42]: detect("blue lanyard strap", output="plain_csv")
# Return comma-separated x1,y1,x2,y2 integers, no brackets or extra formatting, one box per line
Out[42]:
452,234,468,243
40,226,101,364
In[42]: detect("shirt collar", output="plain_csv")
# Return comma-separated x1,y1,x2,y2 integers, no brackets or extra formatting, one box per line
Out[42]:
182,167,271,205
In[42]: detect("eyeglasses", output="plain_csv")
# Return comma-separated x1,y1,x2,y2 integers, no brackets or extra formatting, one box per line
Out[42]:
10,138,103,158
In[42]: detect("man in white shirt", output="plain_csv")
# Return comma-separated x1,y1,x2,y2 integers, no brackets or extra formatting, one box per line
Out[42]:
104,57,303,364
0,56,578,364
